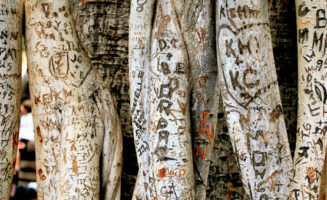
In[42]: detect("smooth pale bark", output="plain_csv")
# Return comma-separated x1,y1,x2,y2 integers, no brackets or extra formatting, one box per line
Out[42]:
100,91,122,200
147,0,194,199
129,0,156,199
130,1,195,199
0,1,23,199
216,0,293,199
291,1,327,199
178,1,219,199
132,171,145,199
70,1,132,199
25,0,122,199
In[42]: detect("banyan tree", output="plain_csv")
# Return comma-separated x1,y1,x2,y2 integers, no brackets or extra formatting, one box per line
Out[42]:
129,0,293,199
2,0,327,199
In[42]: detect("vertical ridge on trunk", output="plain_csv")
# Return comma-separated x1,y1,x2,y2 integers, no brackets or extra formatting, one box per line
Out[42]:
100,86,123,200
320,153,327,200
216,0,293,199
148,0,194,199
25,0,122,199
179,1,219,199
0,1,23,199
69,1,133,197
129,0,156,199
291,1,327,199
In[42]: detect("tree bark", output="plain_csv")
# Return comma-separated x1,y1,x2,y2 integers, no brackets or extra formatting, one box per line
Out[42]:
216,0,293,199
130,0,196,199
291,1,327,199
69,1,134,198
70,0,131,140
204,0,298,199
178,1,219,199
25,0,122,199
320,153,327,200
206,98,248,200
129,0,156,199
131,0,196,199
0,1,23,199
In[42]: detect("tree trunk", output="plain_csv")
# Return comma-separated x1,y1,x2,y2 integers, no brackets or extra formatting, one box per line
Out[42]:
69,1,135,198
25,0,122,199
206,98,248,200
0,1,23,199
130,0,196,199
291,1,327,199
205,0,298,199
320,153,327,200
150,0,195,197
216,0,293,199
178,1,219,199
129,0,155,199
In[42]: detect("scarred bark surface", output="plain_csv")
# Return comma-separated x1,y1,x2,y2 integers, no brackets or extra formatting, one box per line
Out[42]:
25,0,122,199
291,1,327,199
178,1,219,199
129,0,155,199
148,0,195,199
206,1,298,199
216,0,293,199
0,1,23,199
129,0,195,199
70,0,131,139
67,0,299,199
130,1,218,199
206,99,248,200
69,1,135,197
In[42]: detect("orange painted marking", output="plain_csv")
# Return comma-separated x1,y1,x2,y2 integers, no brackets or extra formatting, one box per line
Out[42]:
198,126,211,142
198,111,209,127
36,126,43,143
159,168,166,178
197,94,209,105
196,145,208,160
197,75,209,88
195,27,206,44
306,166,316,183
169,99,187,118
299,18,313,26
72,159,78,174
38,168,46,180
178,169,186,178
197,111,212,143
